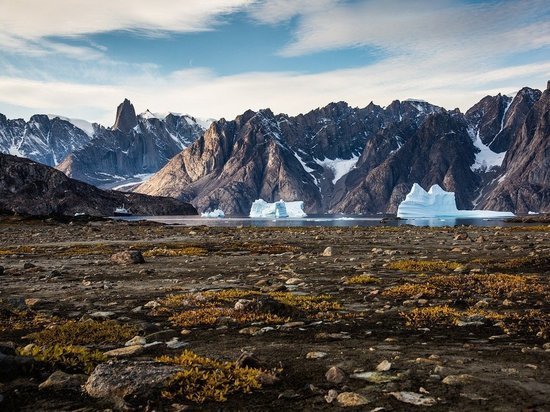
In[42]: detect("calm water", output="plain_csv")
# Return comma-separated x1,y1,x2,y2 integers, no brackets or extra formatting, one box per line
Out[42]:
118,214,517,228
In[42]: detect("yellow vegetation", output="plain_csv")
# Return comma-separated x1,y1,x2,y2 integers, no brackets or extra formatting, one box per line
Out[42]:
143,246,209,257
387,260,460,272
159,289,348,328
345,274,380,285
28,319,137,346
383,283,438,298
384,273,548,300
169,307,288,328
158,350,264,403
17,344,107,374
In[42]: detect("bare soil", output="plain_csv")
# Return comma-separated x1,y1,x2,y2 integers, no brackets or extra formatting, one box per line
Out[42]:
0,218,549,411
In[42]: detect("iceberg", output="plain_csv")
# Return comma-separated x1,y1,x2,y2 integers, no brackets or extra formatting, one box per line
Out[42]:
201,209,225,218
249,199,307,218
397,184,514,219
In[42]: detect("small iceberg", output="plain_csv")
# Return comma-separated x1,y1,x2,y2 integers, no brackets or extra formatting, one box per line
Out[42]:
397,184,514,219
201,209,225,218
249,199,307,218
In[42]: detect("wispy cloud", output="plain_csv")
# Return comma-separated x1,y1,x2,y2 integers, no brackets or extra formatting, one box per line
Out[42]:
0,0,253,59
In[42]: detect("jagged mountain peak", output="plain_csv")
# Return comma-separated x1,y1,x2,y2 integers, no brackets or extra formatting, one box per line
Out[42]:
113,98,137,133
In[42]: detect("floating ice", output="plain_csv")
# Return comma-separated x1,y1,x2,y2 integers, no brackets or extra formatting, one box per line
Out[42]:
397,184,514,219
201,209,225,218
249,199,307,218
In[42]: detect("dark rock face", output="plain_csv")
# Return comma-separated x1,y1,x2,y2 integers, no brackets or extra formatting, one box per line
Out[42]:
478,84,550,213
0,153,197,216
0,114,93,166
113,98,138,133
56,100,205,187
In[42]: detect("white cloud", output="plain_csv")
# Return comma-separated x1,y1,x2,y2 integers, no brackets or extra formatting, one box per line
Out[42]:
0,0,253,58
1,58,548,126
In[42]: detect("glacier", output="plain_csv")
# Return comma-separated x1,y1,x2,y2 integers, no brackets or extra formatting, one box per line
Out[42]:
397,184,515,219
249,199,307,218
201,209,225,218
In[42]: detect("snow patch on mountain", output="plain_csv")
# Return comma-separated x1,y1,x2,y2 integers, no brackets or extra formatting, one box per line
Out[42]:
47,115,95,136
470,128,506,171
315,155,359,184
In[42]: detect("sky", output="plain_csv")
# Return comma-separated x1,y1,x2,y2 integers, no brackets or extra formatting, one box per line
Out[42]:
0,0,549,125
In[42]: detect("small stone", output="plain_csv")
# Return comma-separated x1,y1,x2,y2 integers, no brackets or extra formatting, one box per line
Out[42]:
336,392,369,407
350,371,398,384
306,351,328,359
285,278,304,285
39,370,87,391
110,251,145,265
390,391,436,406
23,262,36,269
282,321,305,328
321,247,334,257
376,360,391,371
166,338,188,349
326,366,347,384
143,300,160,308
239,326,262,336
125,336,146,347
442,374,475,385
325,389,338,403
453,232,469,241
24,298,41,308
90,311,115,319
234,299,254,311
104,345,144,358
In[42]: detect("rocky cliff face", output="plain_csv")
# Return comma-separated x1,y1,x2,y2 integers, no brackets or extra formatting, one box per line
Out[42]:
56,100,205,187
136,86,548,215
0,153,197,216
478,83,549,213
0,114,93,166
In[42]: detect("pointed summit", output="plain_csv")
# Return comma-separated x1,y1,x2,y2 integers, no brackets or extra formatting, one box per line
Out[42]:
113,98,137,133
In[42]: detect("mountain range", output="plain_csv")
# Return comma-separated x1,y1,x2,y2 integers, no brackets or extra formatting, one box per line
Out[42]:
0,99,206,189
135,83,549,215
1,82,548,215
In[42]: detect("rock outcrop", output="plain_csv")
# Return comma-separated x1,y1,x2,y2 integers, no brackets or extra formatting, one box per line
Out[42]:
56,100,205,187
478,83,550,213
0,153,197,216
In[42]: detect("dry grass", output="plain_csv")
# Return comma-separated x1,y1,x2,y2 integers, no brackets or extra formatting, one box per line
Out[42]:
143,246,209,257
158,350,265,403
400,305,549,339
169,307,288,328
387,259,460,272
17,344,107,374
345,274,380,285
28,319,137,347
158,289,350,329
383,273,548,301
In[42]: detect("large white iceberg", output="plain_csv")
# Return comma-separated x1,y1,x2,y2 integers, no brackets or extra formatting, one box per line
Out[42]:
397,184,514,219
249,199,307,218
201,209,225,218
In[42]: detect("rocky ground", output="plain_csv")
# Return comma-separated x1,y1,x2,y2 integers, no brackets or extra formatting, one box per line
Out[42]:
0,217,549,411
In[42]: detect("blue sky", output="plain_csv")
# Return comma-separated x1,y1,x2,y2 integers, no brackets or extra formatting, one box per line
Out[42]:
0,0,548,124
